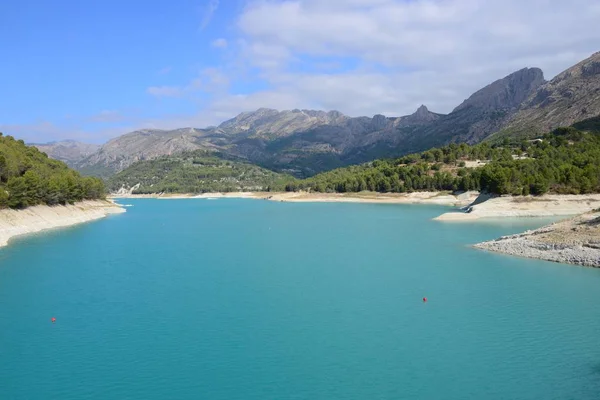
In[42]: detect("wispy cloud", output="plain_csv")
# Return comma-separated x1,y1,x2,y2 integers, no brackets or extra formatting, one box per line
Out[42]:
146,86,185,98
157,66,172,75
88,110,125,123
146,68,230,98
211,38,228,48
200,0,219,30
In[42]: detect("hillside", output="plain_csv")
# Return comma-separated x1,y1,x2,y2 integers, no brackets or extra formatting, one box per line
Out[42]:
32,140,100,166
489,52,600,141
0,133,106,209
107,150,290,194
289,126,600,196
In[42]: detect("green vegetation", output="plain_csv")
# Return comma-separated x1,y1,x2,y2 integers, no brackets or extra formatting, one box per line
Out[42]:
572,115,600,133
0,133,106,209
286,127,600,196
107,150,291,194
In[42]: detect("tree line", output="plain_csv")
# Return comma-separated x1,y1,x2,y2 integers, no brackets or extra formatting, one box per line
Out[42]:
0,134,106,209
285,127,600,196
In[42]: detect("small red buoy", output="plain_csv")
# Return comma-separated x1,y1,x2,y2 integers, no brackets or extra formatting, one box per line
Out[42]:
51,317,56,323
422,297,427,303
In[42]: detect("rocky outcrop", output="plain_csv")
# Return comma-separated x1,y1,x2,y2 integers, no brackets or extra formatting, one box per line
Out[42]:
395,105,442,127
454,68,546,112
491,51,600,139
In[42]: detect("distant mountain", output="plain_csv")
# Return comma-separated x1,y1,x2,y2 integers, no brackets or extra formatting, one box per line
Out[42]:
68,67,548,178
74,128,215,177
488,51,600,141
41,51,600,178
74,105,443,177
32,140,100,167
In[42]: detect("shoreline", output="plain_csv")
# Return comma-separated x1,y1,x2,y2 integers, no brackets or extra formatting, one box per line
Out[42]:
0,200,126,248
112,191,600,220
111,191,480,207
474,211,600,268
434,194,600,221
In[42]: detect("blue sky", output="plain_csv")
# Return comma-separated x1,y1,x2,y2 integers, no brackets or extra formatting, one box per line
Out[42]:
1,0,599,143
1,0,241,141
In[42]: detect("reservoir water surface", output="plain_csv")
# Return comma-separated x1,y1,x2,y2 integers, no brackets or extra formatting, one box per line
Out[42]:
1,199,599,399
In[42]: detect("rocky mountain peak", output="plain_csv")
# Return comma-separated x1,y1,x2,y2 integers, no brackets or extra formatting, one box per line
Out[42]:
454,67,546,113
413,104,429,116
497,51,600,136
395,104,442,127
414,105,431,118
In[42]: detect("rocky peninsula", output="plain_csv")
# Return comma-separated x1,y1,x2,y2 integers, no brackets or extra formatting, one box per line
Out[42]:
474,211,600,268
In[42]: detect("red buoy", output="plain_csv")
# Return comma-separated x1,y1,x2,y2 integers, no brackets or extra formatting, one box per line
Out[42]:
422,297,427,303
51,317,56,323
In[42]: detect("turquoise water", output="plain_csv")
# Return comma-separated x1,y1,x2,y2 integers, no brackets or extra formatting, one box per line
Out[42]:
1,199,600,399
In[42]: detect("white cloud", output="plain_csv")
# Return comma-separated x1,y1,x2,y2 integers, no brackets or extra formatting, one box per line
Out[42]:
200,0,220,30
211,38,228,48
230,0,600,116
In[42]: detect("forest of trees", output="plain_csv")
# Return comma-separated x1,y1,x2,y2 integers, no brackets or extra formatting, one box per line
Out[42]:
108,150,291,194
285,127,600,196
0,133,106,209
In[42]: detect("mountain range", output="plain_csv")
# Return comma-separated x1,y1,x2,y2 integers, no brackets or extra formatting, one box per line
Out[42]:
34,51,600,178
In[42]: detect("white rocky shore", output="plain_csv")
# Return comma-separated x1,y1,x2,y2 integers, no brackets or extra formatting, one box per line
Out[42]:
474,212,600,268
0,200,125,248
435,194,600,221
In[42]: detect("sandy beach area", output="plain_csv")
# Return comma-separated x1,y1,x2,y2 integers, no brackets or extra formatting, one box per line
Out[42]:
434,194,600,221
0,200,125,248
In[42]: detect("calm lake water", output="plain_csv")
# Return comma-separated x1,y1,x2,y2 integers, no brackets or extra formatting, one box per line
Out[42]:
1,199,600,399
